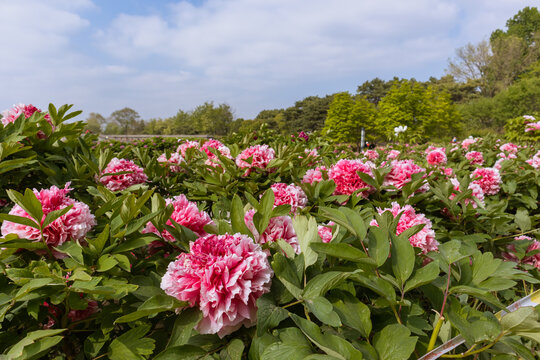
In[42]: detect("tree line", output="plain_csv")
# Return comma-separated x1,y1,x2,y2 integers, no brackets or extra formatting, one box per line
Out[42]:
86,7,540,141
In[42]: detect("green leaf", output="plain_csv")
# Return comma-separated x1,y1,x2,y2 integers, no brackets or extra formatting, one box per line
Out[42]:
390,233,415,287
14,278,55,301
330,291,371,337
368,226,390,267
89,224,109,255
109,325,155,360
97,254,118,272
42,205,73,228
0,213,40,229
220,339,245,360
153,345,207,360
115,294,184,323
292,216,319,270
373,324,417,360
114,254,131,272
515,208,531,232
112,234,156,254
272,253,302,299
167,308,202,347
256,294,289,336
261,328,313,360
472,252,501,285
6,329,67,360
501,307,536,332
231,195,251,235
303,271,351,299
54,241,84,264
310,243,375,266
404,260,440,293
338,207,367,240
305,296,342,327
290,314,363,360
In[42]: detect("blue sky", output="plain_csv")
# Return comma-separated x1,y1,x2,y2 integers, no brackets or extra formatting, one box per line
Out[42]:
0,0,534,120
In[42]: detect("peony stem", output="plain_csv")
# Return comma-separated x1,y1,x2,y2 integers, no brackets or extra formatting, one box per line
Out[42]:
282,300,303,309
427,315,444,352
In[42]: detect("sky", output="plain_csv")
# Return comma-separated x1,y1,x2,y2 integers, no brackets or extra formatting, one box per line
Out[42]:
0,0,534,120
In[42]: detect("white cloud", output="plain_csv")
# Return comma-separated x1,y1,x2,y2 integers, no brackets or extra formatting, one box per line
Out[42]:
0,0,535,119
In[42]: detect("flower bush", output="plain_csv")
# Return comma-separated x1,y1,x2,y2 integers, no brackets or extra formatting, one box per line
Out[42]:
0,103,539,359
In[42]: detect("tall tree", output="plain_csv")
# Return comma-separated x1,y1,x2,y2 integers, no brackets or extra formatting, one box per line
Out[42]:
445,40,492,95
357,77,396,105
84,112,105,134
191,102,233,135
108,108,142,135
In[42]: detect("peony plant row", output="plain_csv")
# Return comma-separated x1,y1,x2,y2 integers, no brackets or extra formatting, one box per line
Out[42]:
0,104,539,359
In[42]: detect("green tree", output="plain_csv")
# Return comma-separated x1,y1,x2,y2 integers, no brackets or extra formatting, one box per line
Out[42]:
84,112,105,134
491,6,540,46
357,77,398,105
322,92,376,143
377,79,461,141
108,108,142,135
191,102,233,135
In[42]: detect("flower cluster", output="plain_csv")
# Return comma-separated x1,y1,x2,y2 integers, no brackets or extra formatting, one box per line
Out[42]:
157,152,185,173
328,159,375,197
526,150,540,169
471,167,501,196
177,140,200,158
161,233,272,337
370,202,438,254
461,137,478,150
244,209,299,253
426,148,447,166
302,166,326,184
1,103,50,127
502,236,540,269
200,139,232,166
465,151,484,166
142,194,213,241
1,184,96,252
384,160,428,192
99,158,148,191
449,178,485,208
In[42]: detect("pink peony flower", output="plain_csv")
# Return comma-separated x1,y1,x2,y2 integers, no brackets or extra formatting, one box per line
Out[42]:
270,183,307,213
526,150,540,169
67,300,99,322
502,235,540,269
449,178,485,208
244,209,299,253
1,184,96,254
426,148,447,166
471,167,501,196
384,160,428,192
302,166,326,184
318,224,333,243
370,202,438,254
297,131,309,141
157,152,185,172
387,150,400,160
161,233,272,337
363,150,379,160
236,145,275,174
465,151,484,166
142,194,214,241
98,158,148,191
328,159,375,198
1,103,51,127
201,139,232,167
461,137,478,150
500,143,518,154
177,140,200,158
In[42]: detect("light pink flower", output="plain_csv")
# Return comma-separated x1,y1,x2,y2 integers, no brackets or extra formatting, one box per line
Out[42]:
270,183,307,213
142,194,214,241
363,150,379,160
328,159,375,197
177,140,200,158
526,150,540,169
1,103,51,127
318,224,333,243
500,143,518,154
449,178,485,208
236,145,275,174
1,184,96,254
157,152,185,172
525,119,540,132
384,160,428,192
201,139,232,167
370,202,438,254
98,158,148,191
387,150,400,160
471,167,501,196
465,151,484,166
244,209,299,253
426,148,447,166
461,137,478,150
502,236,540,269
161,233,272,337
302,166,326,184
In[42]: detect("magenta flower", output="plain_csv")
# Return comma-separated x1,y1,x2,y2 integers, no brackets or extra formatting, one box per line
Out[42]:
200,139,232,167
302,166,326,184
98,158,148,191
67,300,99,322
471,167,501,195
157,152,185,173
449,178,485,208
244,209,300,253
384,160,428,192
1,103,51,127
177,140,200,158
502,236,540,269
328,159,375,197
142,195,214,241
370,202,438,254
161,233,273,337
426,148,447,166
1,184,96,254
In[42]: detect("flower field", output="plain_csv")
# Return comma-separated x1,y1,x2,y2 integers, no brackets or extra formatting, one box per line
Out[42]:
1,104,540,359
